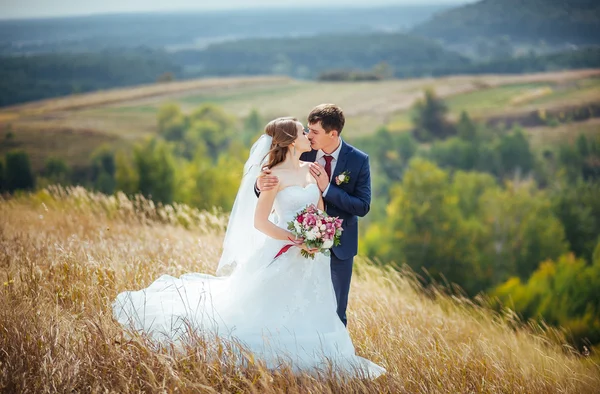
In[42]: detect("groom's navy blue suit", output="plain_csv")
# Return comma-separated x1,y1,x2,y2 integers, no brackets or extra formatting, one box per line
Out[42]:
299,141,371,326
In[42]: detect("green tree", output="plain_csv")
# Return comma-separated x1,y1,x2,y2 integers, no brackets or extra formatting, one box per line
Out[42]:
456,111,477,141
43,157,71,185
479,181,569,281
157,103,187,141
578,134,600,181
115,151,139,195
551,180,600,263
363,158,484,293
494,247,600,347
187,104,236,161
451,171,498,218
372,127,418,182
556,134,600,182
5,150,35,192
243,109,264,145
134,138,176,204
187,120,228,162
91,145,116,194
558,140,584,180
411,88,453,141
174,139,245,211
495,128,535,178
429,137,479,171
189,103,235,132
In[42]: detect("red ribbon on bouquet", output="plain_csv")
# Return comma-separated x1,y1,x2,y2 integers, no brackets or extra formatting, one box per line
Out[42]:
274,237,303,259
274,244,293,258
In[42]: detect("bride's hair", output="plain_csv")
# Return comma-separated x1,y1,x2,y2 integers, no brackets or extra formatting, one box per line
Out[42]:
263,117,299,169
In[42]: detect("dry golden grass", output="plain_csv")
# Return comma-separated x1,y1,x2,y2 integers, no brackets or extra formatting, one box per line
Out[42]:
1,186,599,393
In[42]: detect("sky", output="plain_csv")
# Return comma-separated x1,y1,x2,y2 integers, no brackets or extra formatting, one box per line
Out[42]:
0,0,472,20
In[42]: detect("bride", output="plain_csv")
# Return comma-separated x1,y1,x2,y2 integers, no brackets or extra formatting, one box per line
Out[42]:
112,117,386,378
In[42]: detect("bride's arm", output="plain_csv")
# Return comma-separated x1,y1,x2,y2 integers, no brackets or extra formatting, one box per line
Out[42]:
318,192,324,211
254,186,296,241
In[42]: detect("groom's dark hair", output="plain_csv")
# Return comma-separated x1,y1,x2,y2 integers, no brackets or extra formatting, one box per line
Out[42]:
308,104,345,135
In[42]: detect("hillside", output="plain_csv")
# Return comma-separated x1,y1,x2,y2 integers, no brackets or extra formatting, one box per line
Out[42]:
2,37,599,108
0,32,471,108
412,0,600,46
1,187,599,392
1,69,598,172
173,32,470,78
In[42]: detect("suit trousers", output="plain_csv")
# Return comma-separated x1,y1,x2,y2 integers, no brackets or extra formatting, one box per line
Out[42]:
330,253,354,327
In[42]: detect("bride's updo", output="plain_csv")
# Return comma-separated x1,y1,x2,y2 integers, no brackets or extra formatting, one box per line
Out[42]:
264,117,299,169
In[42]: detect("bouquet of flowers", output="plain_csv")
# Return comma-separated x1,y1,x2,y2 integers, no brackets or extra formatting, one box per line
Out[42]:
278,204,343,259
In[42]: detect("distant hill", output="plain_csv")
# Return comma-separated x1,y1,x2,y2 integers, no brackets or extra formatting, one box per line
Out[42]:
173,33,471,79
0,49,179,107
0,5,452,55
411,0,600,46
3,40,600,108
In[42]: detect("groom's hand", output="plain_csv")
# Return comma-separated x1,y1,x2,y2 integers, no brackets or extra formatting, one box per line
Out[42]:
257,167,279,192
310,163,329,192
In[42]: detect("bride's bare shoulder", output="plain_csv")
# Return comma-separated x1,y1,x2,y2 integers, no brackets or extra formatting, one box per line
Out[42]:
267,167,285,179
267,166,289,182
300,161,317,182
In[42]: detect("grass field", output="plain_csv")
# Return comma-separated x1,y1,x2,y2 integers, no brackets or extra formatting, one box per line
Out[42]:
526,117,600,148
1,187,599,393
0,70,599,169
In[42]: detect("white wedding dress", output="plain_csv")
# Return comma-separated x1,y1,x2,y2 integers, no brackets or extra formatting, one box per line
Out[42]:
113,183,385,378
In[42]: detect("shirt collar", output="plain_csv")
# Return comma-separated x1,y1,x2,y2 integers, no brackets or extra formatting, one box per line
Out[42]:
316,138,343,161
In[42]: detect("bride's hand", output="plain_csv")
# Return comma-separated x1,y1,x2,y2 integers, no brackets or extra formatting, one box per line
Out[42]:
287,236,317,254
299,243,319,255
257,168,279,192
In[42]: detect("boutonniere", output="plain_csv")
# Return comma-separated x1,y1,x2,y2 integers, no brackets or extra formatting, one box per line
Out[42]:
335,170,351,185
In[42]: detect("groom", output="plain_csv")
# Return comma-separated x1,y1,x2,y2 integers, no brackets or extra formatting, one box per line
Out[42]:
256,104,371,326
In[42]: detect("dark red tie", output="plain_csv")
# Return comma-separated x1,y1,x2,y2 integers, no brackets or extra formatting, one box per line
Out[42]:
323,155,334,180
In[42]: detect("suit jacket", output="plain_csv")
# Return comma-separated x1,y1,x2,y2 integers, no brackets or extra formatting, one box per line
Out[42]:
300,140,371,260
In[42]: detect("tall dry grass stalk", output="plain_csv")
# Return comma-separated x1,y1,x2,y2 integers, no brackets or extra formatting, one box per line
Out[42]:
1,187,599,393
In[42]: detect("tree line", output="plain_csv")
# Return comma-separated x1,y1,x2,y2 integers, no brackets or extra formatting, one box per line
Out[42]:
354,90,600,349
2,35,600,108
0,49,180,107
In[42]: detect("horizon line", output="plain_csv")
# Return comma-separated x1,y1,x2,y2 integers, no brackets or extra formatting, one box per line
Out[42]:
0,2,469,22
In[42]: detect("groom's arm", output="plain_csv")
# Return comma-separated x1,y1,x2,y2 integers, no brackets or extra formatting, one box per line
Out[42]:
254,169,279,198
323,156,371,217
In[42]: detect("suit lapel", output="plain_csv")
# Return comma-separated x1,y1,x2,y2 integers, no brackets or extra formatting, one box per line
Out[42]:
304,142,349,184
302,150,318,163
331,141,350,184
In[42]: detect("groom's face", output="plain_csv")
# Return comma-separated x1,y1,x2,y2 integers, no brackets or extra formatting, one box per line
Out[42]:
306,121,337,151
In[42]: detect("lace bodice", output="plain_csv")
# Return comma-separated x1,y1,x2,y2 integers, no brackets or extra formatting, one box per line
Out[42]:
273,183,321,227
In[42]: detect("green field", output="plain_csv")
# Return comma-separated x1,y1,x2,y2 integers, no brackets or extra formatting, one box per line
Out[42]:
445,83,548,114
1,70,599,170
526,118,600,149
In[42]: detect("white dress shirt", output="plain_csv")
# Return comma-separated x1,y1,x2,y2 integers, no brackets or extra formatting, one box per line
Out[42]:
316,138,343,197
